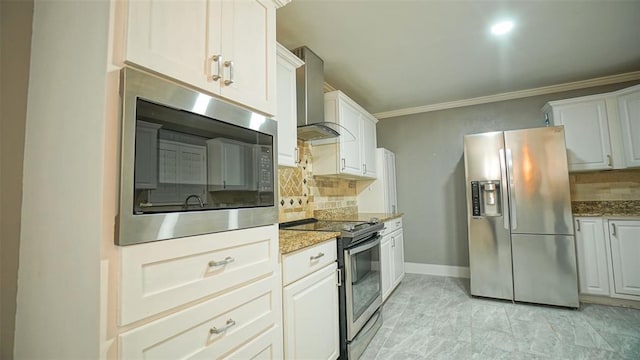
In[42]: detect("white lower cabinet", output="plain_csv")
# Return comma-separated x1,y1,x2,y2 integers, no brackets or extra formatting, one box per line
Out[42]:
118,224,283,359
574,217,640,302
608,220,640,298
282,240,339,360
380,218,405,302
575,217,610,296
119,276,282,359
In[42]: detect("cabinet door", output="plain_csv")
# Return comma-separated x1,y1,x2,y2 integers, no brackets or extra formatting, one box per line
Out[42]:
553,100,612,171
361,116,377,178
218,0,276,115
617,88,640,168
134,122,160,189
125,0,211,91
338,100,362,176
276,45,301,168
392,230,405,288
380,236,393,302
386,150,398,214
575,218,609,296
609,220,640,297
283,263,339,360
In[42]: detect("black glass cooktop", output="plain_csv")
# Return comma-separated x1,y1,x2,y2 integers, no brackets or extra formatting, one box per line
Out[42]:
279,218,365,232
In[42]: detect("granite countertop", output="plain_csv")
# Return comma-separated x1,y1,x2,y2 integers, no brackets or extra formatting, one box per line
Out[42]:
572,201,640,217
278,212,404,254
279,230,340,255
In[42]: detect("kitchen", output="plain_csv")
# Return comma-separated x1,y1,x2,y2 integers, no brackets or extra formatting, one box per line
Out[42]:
2,1,640,360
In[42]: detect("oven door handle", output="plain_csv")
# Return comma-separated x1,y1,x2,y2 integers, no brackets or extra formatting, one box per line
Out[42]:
347,236,381,256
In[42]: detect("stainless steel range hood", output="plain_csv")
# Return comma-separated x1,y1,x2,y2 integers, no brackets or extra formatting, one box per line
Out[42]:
292,46,340,141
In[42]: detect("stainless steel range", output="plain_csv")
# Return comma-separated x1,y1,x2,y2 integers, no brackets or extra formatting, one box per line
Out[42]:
281,218,384,359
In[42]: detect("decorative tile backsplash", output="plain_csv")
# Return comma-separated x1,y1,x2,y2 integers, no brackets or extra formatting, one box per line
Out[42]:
569,169,640,201
278,140,357,222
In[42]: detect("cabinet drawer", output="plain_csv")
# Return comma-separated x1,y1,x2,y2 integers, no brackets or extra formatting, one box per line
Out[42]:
120,275,281,359
282,240,337,286
381,217,403,236
220,324,282,360
120,225,278,325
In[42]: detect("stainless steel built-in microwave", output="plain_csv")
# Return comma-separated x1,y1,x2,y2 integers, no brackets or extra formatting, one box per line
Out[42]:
116,68,277,245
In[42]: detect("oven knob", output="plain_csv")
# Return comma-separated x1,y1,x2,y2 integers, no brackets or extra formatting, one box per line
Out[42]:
369,217,379,224
343,224,355,232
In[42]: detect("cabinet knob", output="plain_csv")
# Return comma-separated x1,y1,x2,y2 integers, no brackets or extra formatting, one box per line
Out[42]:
210,54,222,81
224,61,234,86
209,256,234,267
210,318,236,334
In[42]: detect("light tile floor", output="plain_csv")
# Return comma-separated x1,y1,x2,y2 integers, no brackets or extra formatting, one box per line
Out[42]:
361,274,640,360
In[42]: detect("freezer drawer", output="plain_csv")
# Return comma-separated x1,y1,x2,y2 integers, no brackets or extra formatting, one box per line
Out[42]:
512,234,579,308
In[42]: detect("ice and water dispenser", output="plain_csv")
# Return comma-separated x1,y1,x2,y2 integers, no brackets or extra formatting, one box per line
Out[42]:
470,181,502,217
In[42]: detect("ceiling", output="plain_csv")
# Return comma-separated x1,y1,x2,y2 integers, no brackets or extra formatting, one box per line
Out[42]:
276,1,640,117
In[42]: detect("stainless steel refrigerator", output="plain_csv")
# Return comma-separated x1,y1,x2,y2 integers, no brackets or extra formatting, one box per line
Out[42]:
463,126,579,308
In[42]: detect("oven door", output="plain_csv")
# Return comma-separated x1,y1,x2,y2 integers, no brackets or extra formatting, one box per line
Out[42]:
344,234,382,340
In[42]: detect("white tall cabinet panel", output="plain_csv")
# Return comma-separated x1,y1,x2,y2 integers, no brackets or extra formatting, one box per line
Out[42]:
608,220,640,297
617,85,640,168
123,0,277,115
574,217,610,296
543,98,613,171
276,43,304,167
358,148,397,213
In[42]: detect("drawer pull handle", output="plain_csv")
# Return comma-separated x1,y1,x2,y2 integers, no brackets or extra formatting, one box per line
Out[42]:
310,252,325,261
209,256,234,267
395,221,401,226
210,318,236,334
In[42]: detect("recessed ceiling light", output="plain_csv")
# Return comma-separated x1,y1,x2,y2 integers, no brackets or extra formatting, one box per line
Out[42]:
490,20,514,36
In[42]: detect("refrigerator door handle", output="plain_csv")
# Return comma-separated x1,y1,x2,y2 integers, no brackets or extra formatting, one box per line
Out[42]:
506,148,517,230
499,149,509,230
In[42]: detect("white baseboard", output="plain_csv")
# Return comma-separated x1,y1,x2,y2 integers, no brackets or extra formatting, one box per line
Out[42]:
404,262,470,278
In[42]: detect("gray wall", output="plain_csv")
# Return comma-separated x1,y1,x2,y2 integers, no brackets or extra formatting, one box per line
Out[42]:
1,1,33,358
377,80,640,267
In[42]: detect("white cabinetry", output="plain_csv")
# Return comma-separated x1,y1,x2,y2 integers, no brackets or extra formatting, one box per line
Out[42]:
134,121,162,189
542,97,613,171
617,85,640,168
282,240,339,360
573,217,640,302
276,43,304,167
119,225,282,358
312,91,377,179
542,84,640,172
608,220,640,298
357,148,398,213
380,217,405,302
123,0,277,115
574,217,610,296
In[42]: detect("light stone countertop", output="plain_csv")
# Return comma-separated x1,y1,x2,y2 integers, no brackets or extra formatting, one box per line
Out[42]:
278,212,404,254
279,230,340,255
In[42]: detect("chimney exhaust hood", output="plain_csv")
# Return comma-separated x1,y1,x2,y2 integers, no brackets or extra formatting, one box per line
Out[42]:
291,46,340,141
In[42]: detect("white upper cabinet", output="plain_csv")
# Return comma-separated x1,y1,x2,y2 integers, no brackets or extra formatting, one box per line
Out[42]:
124,0,277,116
276,43,304,168
617,85,640,168
542,84,640,172
312,90,378,179
543,96,613,171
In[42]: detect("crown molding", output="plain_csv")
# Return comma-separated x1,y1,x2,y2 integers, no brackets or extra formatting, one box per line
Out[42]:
323,82,336,93
374,71,640,119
